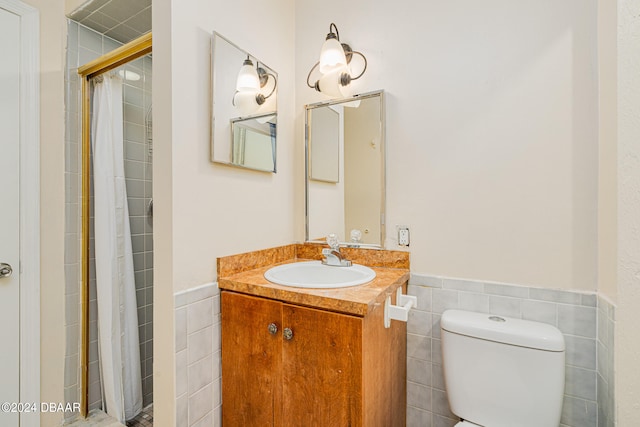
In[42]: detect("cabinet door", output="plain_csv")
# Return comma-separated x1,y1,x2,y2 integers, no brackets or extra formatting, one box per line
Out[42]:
281,304,363,426
221,292,283,426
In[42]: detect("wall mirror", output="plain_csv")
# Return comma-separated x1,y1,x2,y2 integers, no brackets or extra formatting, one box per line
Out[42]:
211,31,278,172
231,114,277,171
305,91,385,247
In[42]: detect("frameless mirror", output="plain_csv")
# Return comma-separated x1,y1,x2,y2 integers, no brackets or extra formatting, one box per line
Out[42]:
211,31,278,172
231,114,277,172
305,91,385,247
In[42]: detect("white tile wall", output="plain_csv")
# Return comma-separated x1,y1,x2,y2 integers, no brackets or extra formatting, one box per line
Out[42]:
597,295,616,427
406,273,610,427
174,283,222,427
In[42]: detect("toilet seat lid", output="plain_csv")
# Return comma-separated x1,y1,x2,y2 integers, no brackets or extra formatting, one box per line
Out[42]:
455,421,481,427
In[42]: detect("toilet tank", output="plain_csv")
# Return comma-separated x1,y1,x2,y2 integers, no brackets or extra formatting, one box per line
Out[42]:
441,310,565,427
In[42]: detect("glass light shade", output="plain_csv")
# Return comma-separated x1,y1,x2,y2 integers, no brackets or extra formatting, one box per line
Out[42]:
236,60,260,91
317,67,352,98
118,69,141,81
319,37,347,74
233,90,260,116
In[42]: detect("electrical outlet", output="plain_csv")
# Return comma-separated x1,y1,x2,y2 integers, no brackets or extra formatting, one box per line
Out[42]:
398,226,410,246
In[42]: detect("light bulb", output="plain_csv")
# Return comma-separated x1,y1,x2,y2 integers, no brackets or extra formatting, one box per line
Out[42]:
236,59,260,92
319,37,347,74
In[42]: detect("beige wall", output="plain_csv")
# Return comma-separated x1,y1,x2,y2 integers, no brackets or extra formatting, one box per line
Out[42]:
152,0,174,422
615,0,640,422
597,0,618,302
295,0,599,291
21,0,67,425
153,0,296,424
64,0,83,14
163,0,296,292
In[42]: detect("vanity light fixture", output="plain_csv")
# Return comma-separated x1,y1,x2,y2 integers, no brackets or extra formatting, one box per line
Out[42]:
233,55,277,116
306,23,368,98
236,57,260,91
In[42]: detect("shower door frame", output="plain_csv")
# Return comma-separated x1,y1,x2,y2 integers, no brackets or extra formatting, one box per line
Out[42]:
77,32,152,418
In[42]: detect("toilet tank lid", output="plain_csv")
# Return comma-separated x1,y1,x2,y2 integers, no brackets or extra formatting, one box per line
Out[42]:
441,310,565,352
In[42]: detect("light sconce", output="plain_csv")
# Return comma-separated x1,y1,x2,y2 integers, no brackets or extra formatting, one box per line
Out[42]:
306,23,368,98
233,55,277,116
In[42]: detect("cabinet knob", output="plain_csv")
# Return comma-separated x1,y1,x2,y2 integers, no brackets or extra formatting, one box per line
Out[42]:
268,323,278,335
283,327,293,341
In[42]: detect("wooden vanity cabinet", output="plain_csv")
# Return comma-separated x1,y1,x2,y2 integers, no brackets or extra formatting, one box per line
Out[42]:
221,290,407,427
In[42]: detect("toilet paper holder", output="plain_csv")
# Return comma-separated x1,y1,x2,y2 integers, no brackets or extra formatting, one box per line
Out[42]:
384,287,417,328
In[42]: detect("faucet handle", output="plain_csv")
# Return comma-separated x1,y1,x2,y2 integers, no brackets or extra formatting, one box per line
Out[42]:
326,233,340,251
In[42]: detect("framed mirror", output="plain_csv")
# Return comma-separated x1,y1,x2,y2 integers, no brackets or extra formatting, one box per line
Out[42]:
211,31,278,172
305,91,385,247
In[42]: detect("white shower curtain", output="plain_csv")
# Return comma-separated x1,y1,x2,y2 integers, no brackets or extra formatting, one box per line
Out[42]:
91,73,143,422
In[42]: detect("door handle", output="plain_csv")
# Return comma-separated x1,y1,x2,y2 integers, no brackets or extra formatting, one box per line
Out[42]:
0,263,12,278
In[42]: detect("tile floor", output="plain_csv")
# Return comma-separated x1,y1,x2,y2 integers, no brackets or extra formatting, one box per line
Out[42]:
65,409,125,427
126,404,153,427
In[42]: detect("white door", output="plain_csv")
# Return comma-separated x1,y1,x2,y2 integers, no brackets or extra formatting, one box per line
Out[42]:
0,5,22,426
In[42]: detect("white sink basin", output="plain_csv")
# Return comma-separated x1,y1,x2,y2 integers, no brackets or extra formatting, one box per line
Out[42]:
264,261,376,289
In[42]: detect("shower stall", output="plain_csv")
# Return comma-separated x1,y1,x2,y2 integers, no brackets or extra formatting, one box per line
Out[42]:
64,20,153,426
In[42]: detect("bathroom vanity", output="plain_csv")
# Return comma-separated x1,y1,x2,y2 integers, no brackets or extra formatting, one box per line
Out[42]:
218,244,410,427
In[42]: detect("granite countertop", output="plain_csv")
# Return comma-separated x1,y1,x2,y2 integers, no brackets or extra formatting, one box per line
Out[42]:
217,244,410,317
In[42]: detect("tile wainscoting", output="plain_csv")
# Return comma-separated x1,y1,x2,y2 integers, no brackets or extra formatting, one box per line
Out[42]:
406,273,616,427
173,276,615,427
597,295,616,427
174,283,222,427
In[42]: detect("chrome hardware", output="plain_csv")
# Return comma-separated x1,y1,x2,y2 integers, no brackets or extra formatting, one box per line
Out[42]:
147,198,153,217
321,248,352,267
348,229,362,248
322,233,352,266
327,233,340,251
268,323,278,335
0,263,13,278
283,328,293,341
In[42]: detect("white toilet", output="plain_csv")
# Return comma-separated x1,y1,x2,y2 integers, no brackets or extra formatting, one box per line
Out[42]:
440,309,566,427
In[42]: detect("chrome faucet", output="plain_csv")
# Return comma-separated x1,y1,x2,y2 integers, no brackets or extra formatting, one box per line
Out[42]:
322,234,353,267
